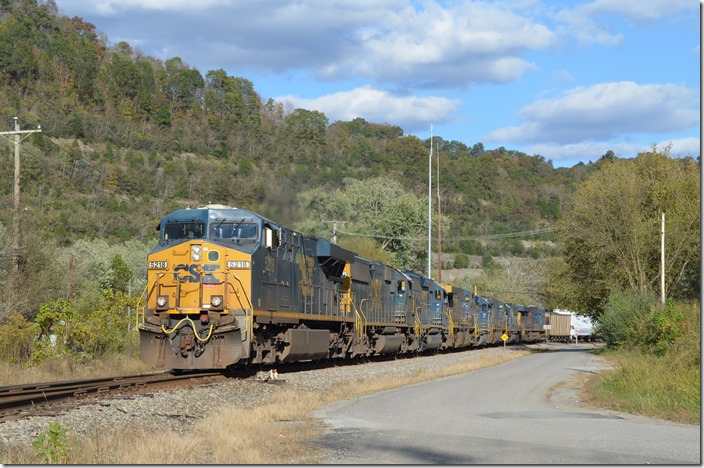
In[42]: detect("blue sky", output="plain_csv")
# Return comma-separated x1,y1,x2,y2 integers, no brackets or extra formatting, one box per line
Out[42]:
54,0,699,168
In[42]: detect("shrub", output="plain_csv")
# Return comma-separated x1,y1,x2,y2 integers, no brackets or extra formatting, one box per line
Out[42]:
481,252,496,269
0,314,38,365
598,291,691,355
32,422,68,464
453,254,469,269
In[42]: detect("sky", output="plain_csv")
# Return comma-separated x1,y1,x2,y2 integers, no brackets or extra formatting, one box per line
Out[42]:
53,0,700,168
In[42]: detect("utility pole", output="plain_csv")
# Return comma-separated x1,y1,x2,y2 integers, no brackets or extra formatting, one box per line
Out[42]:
436,137,442,283
427,124,432,279
661,212,665,306
321,220,346,245
0,117,41,271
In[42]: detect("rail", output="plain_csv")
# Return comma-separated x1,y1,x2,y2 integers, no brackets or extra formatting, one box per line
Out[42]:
0,371,224,421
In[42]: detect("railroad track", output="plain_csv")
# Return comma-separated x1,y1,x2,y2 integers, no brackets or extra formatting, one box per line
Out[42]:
0,343,557,422
0,353,420,422
0,371,228,422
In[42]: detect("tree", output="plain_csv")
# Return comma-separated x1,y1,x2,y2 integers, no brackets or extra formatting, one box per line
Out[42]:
296,176,449,271
162,57,205,118
110,253,132,293
461,257,548,306
204,68,260,128
553,148,700,317
282,108,329,146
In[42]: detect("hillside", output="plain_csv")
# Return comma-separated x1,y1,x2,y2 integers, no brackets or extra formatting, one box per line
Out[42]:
0,2,603,238
0,0,614,316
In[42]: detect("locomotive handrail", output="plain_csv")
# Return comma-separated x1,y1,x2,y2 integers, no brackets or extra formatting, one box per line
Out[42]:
359,298,368,316
414,304,423,337
445,308,455,340
353,297,367,339
228,272,253,338
135,273,165,330
135,283,148,330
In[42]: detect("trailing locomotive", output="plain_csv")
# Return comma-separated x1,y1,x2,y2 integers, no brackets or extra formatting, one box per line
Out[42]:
136,204,548,370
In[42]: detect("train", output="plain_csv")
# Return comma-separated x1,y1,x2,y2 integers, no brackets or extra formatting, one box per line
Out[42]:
136,204,553,370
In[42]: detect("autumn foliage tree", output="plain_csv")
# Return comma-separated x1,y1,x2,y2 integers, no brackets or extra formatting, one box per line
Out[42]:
550,147,700,317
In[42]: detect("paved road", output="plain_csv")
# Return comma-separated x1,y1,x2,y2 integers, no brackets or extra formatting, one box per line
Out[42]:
313,344,700,464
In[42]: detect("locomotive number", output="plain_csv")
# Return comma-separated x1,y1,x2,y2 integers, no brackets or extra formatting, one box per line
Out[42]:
148,261,168,269
227,260,251,269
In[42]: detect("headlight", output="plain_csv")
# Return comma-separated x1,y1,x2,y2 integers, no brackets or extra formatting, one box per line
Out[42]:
191,244,202,262
210,295,223,308
156,295,168,309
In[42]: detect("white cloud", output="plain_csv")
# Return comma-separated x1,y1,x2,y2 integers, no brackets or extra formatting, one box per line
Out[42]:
56,0,555,88
524,136,700,165
554,0,695,46
57,0,229,15
486,82,698,144
275,86,461,132
328,1,554,86
655,137,701,158
577,0,693,24
527,141,644,163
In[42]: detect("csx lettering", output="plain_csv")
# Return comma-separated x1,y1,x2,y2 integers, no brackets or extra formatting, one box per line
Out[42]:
174,264,221,283
174,264,200,283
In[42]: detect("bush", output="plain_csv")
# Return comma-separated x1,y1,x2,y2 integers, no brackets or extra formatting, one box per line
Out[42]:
0,314,38,365
598,291,690,355
29,291,139,366
32,422,68,464
588,296,700,423
453,254,469,269
481,252,496,269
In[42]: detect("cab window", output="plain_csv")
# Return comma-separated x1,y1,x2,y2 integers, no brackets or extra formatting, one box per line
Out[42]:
164,222,205,241
211,223,258,240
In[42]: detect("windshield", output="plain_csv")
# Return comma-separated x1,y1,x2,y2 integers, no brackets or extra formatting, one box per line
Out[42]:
163,222,205,241
211,222,258,240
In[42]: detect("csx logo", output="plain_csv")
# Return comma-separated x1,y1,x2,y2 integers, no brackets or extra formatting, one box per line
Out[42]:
174,264,220,283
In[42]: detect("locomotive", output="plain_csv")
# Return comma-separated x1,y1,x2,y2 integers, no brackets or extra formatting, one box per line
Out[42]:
136,204,547,370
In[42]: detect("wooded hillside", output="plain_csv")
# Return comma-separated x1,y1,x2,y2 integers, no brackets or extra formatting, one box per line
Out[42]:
0,0,588,243
0,0,697,320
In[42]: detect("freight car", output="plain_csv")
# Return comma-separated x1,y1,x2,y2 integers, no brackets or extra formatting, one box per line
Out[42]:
545,309,598,342
545,309,572,342
136,205,548,370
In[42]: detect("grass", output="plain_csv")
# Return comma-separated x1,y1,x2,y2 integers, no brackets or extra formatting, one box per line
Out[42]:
0,353,153,385
583,349,700,425
0,348,530,464
583,300,700,425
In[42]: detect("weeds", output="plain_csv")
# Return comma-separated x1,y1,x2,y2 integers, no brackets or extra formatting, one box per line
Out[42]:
32,422,68,464
586,350,700,424
586,298,700,424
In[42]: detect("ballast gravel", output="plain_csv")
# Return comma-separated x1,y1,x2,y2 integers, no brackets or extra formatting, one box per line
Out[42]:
0,344,551,448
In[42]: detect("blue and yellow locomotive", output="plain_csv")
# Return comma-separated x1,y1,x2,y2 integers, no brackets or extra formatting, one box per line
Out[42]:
136,204,547,370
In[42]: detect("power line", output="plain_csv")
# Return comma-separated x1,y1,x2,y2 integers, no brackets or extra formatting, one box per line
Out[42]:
335,227,557,242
